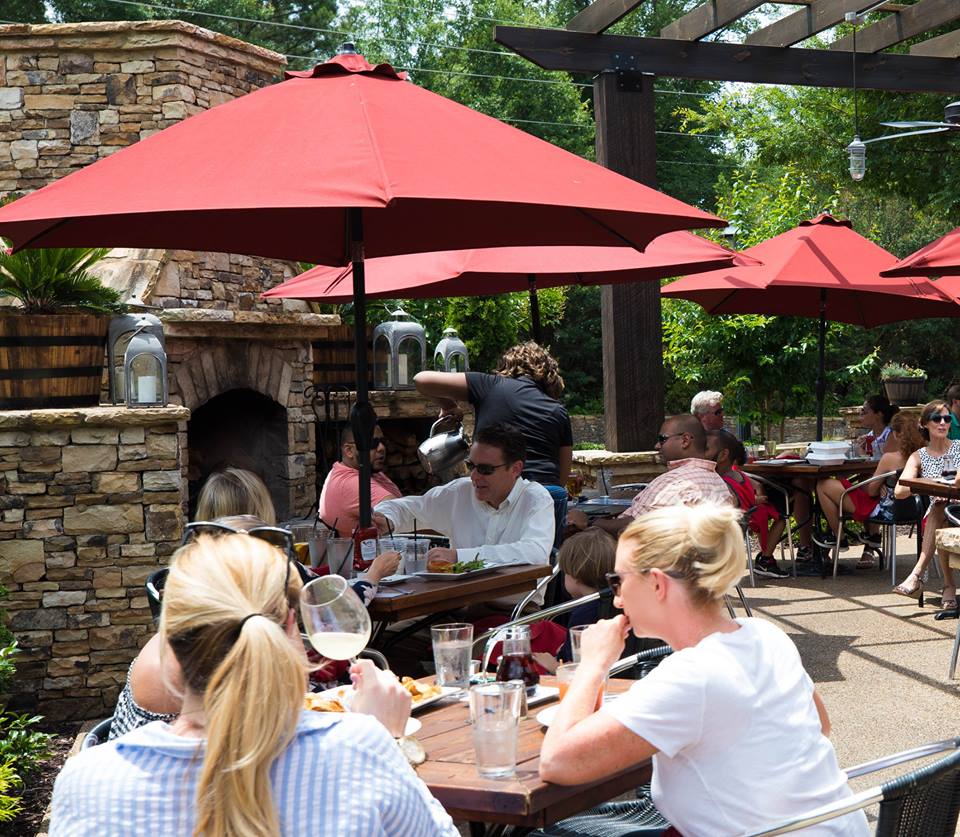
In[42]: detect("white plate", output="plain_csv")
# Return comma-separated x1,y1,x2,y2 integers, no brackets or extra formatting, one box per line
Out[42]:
528,684,560,706
753,458,805,466
535,693,616,727
414,565,498,581
378,574,415,586
311,683,458,713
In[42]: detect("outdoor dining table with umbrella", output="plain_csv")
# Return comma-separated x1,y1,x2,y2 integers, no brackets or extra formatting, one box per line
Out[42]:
0,45,725,530
661,214,960,440
262,230,761,341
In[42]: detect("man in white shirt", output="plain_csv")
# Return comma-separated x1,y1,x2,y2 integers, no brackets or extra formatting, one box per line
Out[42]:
374,423,554,572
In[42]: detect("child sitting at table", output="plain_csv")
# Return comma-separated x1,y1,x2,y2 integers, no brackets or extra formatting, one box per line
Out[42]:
708,429,789,579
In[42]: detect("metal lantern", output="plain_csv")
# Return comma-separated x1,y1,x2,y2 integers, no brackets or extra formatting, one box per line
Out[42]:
433,327,469,373
371,307,425,390
123,327,168,407
108,313,164,404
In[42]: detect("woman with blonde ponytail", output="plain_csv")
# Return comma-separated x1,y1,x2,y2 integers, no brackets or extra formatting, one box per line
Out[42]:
539,503,868,837
50,534,458,837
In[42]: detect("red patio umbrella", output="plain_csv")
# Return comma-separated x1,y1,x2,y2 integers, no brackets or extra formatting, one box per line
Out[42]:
262,231,760,340
0,46,724,527
881,227,960,277
661,214,958,438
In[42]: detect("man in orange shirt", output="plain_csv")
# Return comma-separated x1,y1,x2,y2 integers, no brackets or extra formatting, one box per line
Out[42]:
319,422,402,537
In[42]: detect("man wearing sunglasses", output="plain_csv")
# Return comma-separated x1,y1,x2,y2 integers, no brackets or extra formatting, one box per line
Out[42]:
691,390,725,432
373,423,553,582
569,414,733,537
319,420,401,538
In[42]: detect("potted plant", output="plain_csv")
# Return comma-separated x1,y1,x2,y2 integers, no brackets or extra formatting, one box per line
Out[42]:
0,240,124,409
880,361,927,406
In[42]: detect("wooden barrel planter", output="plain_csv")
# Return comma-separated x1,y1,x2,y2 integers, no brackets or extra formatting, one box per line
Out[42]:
0,313,109,409
883,376,927,406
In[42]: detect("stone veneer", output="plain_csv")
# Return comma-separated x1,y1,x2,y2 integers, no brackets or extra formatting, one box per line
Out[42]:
0,406,189,721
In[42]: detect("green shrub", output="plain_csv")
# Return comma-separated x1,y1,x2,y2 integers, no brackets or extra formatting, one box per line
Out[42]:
573,442,606,451
0,759,22,823
0,713,51,785
880,361,926,379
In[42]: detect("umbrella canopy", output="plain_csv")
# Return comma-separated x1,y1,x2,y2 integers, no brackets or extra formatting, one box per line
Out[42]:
881,227,960,278
0,52,722,262
0,47,725,528
262,232,761,338
661,214,959,438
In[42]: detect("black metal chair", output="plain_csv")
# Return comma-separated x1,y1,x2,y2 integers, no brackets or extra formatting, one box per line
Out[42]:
942,504,960,678
145,567,167,623
80,716,113,750
744,737,960,836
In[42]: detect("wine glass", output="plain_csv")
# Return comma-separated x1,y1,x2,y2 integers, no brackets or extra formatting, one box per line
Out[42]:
300,575,371,662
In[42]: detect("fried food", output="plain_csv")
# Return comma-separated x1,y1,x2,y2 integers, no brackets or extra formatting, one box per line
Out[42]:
303,693,346,713
400,676,443,703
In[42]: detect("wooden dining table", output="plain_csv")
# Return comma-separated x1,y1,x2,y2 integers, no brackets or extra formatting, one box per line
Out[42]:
900,477,960,503
743,458,878,480
413,675,649,836
368,564,553,624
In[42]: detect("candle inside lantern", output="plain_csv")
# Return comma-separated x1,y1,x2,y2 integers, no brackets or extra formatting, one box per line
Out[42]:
137,376,157,404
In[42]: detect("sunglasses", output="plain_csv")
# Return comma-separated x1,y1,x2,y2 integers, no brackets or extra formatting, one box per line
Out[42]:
656,432,687,445
181,521,298,602
929,414,952,424
605,568,684,596
465,461,509,476
711,408,724,416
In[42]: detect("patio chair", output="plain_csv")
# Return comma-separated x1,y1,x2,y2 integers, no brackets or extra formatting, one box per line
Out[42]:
943,504,960,678
829,470,926,582
743,736,960,836
80,716,113,750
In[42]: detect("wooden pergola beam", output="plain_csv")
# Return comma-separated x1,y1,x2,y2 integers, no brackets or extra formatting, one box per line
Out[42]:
565,0,649,34
745,0,864,47
660,1,766,41
495,26,960,93
911,27,960,58
830,0,960,52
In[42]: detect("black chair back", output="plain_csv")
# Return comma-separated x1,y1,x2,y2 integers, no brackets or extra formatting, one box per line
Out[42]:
80,716,113,750
145,568,168,623
876,747,960,837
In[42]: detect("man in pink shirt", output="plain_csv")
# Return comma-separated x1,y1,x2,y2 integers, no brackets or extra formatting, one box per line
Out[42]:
319,423,402,537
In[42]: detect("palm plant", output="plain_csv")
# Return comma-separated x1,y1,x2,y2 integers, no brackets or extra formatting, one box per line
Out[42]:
0,245,123,314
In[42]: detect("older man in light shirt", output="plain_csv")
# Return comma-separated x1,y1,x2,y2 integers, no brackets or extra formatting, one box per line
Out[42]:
374,423,554,574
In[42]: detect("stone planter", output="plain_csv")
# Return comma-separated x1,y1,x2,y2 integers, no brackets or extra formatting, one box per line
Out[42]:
883,376,927,406
0,313,109,409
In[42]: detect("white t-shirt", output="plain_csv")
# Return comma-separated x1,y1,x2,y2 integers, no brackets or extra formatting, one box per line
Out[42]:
604,618,869,837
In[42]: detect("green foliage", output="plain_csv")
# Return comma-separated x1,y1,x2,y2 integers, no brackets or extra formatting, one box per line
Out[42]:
0,759,22,824
0,246,123,314
881,361,926,379
573,441,604,450
550,285,603,414
0,714,51,785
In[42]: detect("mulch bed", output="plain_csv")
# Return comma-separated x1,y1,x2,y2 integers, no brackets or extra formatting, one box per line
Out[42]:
1,722,79,837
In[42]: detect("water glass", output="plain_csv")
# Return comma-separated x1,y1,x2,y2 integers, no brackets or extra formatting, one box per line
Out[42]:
404,538,430,574
325,538,354,579
431,623,473,689
764,440,778,458
469,682,523,779
568,624,589,664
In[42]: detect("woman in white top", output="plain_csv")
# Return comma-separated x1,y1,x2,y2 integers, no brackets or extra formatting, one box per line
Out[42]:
855,394,898,459
893,400,960,610
539,502,868,837
50,533,457,837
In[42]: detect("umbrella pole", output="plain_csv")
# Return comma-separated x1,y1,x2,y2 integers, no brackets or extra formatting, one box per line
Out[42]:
528,275,543,343
815,288,827,442
348,207,377,529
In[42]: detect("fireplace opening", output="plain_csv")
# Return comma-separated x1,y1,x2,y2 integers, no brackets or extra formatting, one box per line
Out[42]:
187,388,289,521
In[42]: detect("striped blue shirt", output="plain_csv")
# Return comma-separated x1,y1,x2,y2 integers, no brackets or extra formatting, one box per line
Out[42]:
51,710,459,837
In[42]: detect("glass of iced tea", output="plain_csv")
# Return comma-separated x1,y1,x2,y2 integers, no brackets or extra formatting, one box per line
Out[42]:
556,662,604,711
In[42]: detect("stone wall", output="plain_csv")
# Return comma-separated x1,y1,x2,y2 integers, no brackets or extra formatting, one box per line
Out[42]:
0,407,188,720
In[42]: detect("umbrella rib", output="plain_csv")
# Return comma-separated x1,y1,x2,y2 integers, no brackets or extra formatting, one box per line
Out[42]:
7,217,69,252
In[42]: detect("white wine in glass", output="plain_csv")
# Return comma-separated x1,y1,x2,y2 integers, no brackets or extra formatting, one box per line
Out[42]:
300,575,371,662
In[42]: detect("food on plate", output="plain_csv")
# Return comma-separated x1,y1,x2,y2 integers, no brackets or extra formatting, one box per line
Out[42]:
303,693,346,713
401,676,443,704
425,557,485,574
426,556,455,572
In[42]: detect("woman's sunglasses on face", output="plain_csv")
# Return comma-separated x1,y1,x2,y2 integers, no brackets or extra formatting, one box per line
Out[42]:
929,414,952,425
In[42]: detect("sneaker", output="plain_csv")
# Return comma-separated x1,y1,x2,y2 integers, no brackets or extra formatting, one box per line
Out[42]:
796,546,814,563
811,530,850,551
754,554,790,578
859,532,882,549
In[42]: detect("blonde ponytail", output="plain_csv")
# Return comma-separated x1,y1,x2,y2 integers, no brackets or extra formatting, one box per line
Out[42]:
619,502,744,606
161,534,308,837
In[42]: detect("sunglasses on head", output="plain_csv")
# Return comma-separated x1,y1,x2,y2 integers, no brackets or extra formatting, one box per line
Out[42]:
181,521,298,602
465,461,509,476
929,414,952,424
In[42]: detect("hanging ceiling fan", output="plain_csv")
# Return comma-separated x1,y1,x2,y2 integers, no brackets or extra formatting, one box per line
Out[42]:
878,101,960,140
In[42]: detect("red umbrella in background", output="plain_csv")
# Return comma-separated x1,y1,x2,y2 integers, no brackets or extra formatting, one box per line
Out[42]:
262,232,760,340
661,214,958,439
0,45,724,527
881,227,960,277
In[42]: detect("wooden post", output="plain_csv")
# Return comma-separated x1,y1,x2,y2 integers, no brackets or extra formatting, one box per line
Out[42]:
595,70,663,451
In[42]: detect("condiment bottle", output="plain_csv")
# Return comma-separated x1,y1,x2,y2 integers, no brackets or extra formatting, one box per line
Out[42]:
495,625,540,695
353,525,379,571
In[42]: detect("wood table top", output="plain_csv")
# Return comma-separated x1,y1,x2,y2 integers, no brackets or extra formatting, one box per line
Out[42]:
368,564,552,623
900,477,960,502
414,675,650,828
744,459,877,479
